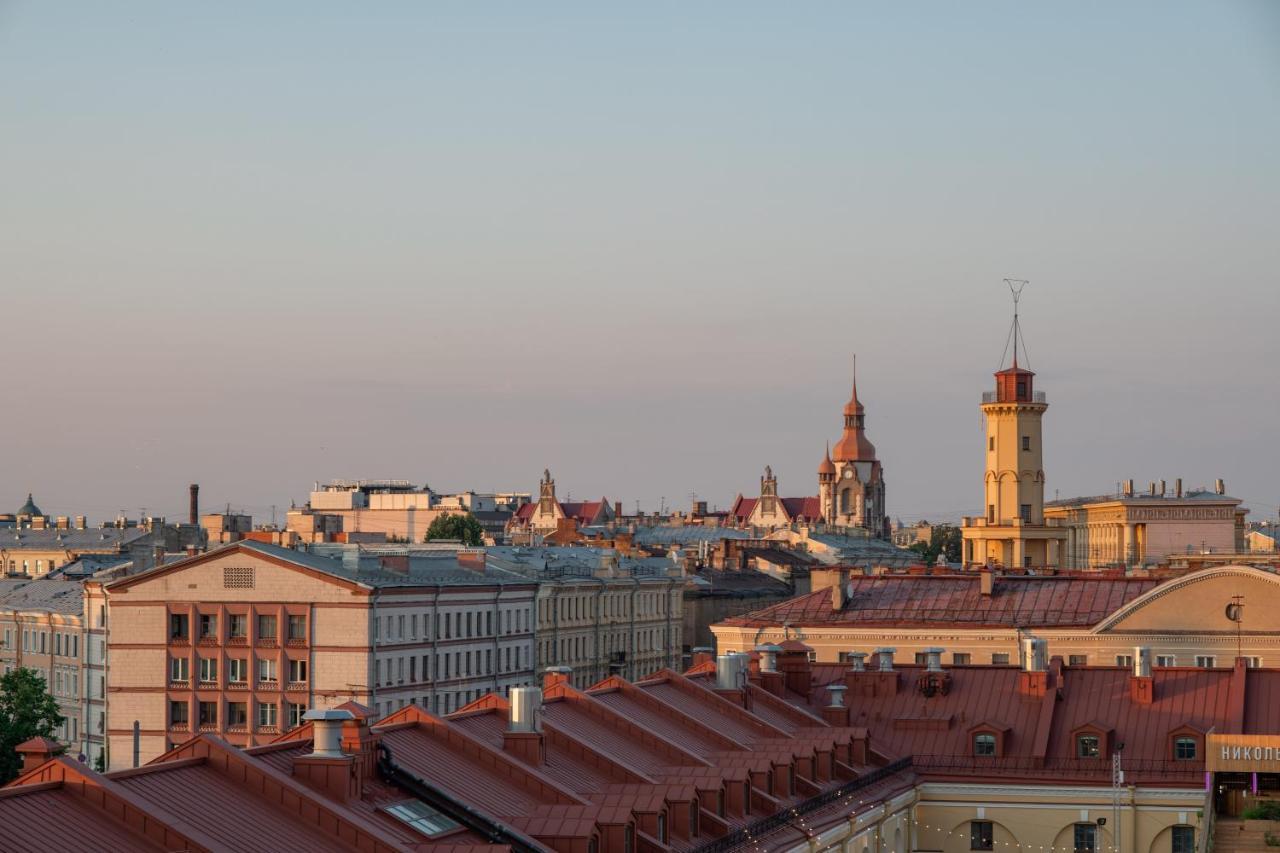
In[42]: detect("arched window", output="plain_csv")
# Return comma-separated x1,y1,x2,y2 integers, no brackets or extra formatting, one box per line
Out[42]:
839,489,852,514
974,733,997,756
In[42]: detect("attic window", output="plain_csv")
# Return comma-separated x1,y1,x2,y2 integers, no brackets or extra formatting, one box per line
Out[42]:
383,800,461,838
973,733,997,757
1076,734,1101,758
1174,737,1197,760
223,567,255,589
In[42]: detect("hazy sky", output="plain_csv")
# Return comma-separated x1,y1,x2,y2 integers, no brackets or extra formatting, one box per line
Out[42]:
3,2,1278,525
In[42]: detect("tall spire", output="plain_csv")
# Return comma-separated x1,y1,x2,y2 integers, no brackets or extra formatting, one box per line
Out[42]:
843,354,864,417
1000,279,1031,371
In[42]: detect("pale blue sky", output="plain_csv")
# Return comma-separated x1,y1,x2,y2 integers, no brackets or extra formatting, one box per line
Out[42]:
2,2,1278,524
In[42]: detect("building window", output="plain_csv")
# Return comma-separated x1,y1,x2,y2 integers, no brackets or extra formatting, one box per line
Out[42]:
198,614,218,640
228,614,247,639
1156,655,1176,667
1174,737,1197,761
1172,826,1194,853
169,613,189,640
170,657,189,682
1115,655,1133,667
1195,656,1216,668
288,702,306,728
973,734,997,757
991,653,1010,665
227,702,247,728
1019,504,1031,523
198,701,218,727
988,437,995,452
987,504,996,523
169,701,189,727
914,652,929,665
258,658,278,684
1076,734,1101,758
971,821,994,851
1068,655,1088,666
257,701,278,729
229,658,247,683
199,657,218,683
1244,657,1262,668
289,659,307,683
1021,435,1030,451
257,615,278,641
1073,823,1096,853
287,615,306,642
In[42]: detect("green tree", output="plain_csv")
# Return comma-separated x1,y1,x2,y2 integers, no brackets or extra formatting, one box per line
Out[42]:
0,668,65,782
425,512,485,546
907,525,962,566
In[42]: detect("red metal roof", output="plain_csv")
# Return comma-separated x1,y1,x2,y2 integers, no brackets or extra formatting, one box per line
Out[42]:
721,573,1162,628
779,497,822,519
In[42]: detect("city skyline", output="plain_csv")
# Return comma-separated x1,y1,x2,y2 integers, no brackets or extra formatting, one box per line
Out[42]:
3,3,1278,523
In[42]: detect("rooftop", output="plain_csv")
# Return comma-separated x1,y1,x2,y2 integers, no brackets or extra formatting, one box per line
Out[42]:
719,571,1162,629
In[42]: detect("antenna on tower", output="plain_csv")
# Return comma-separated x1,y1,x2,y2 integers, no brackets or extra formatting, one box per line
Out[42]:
999,279,1031,371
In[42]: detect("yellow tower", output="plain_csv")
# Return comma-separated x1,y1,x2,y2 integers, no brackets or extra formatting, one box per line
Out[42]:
962,283,1065,569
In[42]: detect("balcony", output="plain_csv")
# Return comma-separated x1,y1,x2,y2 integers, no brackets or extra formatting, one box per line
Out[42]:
226,635,248,647
981,390,1047,404
197,723,218,733
168,680,190,690
227,680,248,691
285,681,308,692
257,679,279,690
258,725,279,735
285,637,307,648
197,680,220,690
169,723,189,733
226,723,248,734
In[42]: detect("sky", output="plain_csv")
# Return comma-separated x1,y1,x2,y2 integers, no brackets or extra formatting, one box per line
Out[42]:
2,2,1278,525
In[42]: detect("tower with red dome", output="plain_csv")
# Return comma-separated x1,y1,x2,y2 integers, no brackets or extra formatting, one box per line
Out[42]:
818,360,888,536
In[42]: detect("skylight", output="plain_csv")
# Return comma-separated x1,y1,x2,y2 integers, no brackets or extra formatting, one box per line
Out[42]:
384,800,461,837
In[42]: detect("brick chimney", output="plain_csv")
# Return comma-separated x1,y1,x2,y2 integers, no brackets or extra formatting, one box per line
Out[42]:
293,709,358,803
979,569,994,596
690,647,715,668
755,644,785,697
503,687,545,765
14,737,61,774
1129,646,1154,704
1018,637,1049,697
456,550,486,572
189,484,200,526
821,683,849,726
543,665,573,690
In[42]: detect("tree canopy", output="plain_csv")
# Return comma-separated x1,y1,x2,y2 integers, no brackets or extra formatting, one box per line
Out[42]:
908,525,962,566
425,512,485,546
0,668,65,782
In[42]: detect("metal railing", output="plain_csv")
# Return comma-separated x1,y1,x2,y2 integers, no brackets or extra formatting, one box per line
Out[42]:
687,758,913,853
981,391,1047,404
912,754,1202,780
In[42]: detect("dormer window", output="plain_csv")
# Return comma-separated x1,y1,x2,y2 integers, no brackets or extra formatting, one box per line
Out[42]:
974,733,997,756
1174,737,1197,760
1076,734,1100,758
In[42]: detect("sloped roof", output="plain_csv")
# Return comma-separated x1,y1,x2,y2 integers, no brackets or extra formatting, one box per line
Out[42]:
780,497,822,519
720,573,1161,629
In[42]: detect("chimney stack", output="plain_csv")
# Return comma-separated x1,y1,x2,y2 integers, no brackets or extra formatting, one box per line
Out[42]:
504,687,546,765
293,709,358,803
1175,478,1183,498
715,653,747,691
189,484,199,526
1018,638,1049,697
542,666,573,690
1216,478,1226,495
1130,646,1154,704
1148,482,1157,497
846,652,867,672
874,647,896,672
690,647,714,668
821,683,850,726
1159,479,1167,496
979,569,994,596
14,737,60,775
923,647,944,672
755,644,781,674
1123,479,1134,497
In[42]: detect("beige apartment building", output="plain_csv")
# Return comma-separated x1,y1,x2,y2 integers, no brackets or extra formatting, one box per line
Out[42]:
101,540,537,769
712,564,1280,669
1045,479,1247,569
484,546,685,685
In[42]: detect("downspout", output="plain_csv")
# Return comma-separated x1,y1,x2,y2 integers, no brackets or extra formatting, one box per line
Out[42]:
371,588,380,710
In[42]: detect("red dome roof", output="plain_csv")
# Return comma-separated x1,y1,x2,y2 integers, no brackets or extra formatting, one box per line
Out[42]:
832,431,877,462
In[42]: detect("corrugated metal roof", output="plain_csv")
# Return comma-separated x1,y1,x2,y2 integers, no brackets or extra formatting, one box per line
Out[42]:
0,786,164,852
722,573,1161,628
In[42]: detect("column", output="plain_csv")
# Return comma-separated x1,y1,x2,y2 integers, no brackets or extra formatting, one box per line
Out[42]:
1123,523,1136,568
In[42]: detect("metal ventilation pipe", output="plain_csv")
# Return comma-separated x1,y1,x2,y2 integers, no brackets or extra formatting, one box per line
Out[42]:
755,644,783,673
510,687,543,732
847,652,867,672
826,683,848,708
716,653,747,690
1022,637,1047,672
189,484,199,526
923,647,944,672
1133,647,1152,679
303,708,354,758
874,647,896,672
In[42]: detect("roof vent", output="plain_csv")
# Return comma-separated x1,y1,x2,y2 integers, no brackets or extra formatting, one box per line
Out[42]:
716,653,748,691
826,683,847,708
755,643,782,673
846,651,867,672
509,687,543,733
874,647,896,672
1133,646,1152,679
303,708,354,758
923,647,944,672
1021,637,1047,672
